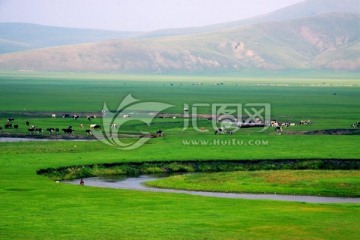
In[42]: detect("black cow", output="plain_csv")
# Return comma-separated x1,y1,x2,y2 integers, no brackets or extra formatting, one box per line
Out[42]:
28,128,35,134
26,121,30,126
62,128,74,134
7,117,15,122
5,123,12,129
14,124,19,129
62,114,71,118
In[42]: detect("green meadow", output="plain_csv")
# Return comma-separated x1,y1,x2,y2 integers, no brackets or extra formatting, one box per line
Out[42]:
0,71,359,239
146,170,360,197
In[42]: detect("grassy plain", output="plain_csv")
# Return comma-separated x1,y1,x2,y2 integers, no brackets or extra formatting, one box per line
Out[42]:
146,170,360,197
0,71,359,239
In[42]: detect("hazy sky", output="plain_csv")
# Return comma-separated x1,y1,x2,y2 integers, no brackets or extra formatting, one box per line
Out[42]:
0,0,304,31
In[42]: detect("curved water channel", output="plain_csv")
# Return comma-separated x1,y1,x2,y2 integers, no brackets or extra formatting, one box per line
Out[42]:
64,175,360,204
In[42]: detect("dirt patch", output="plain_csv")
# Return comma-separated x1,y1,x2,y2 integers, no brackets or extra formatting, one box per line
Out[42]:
304,129,360,135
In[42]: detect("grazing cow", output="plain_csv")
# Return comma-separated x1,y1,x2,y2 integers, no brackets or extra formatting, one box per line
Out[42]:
271,120,279,127
156,130,163,137
62,128,74,134
85,129,93,135
351,122,360,128
281,122,290,127
28,128,35,134
300,120,312,125
123,114,130,118
90,124,101,129
51,114,56,118
215,128,223,135
5,123,12,129
46,128,55,134
110,123,117,129
274,126,283,132
87,115,97,121
26,121,30,126
73,115,80,120
35,128,43,134
62,114,71,118
14,124,19,129
7,117,15,122
80,124,84,128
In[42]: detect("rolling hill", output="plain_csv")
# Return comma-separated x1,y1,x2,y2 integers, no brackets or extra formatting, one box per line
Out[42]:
0,0,359,73
0,23,141,54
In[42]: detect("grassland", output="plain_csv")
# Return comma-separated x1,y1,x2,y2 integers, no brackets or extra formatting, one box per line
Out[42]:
0,71,359,239
146,170,360,197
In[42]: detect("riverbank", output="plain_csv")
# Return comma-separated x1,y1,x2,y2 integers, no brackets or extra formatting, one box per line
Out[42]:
64,175,360,203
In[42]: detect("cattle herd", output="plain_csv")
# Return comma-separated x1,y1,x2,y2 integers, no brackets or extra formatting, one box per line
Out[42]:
0,114,359,136
0,114,103,136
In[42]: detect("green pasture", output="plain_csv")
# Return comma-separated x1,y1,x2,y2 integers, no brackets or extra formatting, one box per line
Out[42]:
0,71,359,239
146,170,360,197
0,72,359,121
1,139,360,239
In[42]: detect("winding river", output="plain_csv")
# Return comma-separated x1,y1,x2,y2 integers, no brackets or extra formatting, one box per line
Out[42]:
64,175,360,203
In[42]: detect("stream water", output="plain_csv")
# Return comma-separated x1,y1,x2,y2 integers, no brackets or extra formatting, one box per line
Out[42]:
64,175,360,203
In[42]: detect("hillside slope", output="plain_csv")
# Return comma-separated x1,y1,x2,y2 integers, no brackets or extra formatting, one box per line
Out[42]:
0,13,359,73
0,23,141,54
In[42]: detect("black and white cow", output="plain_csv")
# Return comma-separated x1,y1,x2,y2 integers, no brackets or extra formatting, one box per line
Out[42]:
156,130,163,137
90,124,101,129
46,128,55,134
351,122,360,128
85,129,93,135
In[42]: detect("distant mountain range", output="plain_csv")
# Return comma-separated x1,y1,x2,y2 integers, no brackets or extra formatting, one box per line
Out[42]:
0,0,359,73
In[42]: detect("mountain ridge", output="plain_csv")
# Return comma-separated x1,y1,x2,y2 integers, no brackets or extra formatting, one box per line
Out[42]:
1,0,359,73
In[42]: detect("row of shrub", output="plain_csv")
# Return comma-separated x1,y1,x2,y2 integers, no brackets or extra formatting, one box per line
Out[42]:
37,159,360,181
